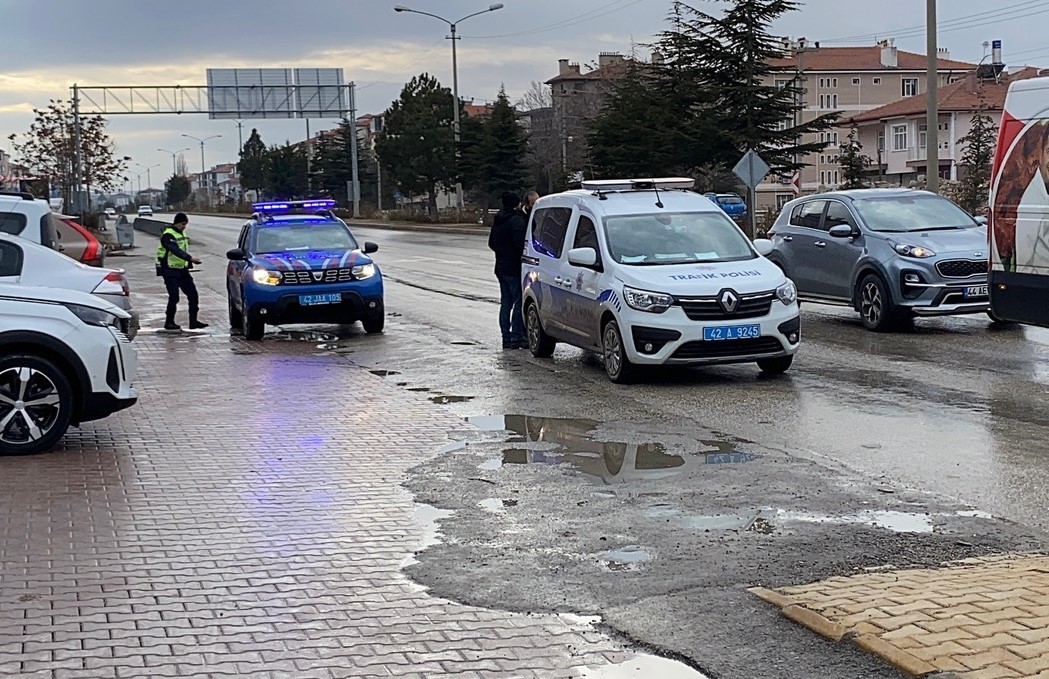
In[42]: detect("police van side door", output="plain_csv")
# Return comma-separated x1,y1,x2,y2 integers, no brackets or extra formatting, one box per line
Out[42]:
561,212,605,349
531,206,573,336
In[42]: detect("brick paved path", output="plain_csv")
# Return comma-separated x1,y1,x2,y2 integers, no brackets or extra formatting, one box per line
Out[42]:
752,554,1049,678
0,257,662,679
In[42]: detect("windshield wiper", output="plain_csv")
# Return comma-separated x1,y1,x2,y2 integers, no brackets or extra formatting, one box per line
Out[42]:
904,226,963,232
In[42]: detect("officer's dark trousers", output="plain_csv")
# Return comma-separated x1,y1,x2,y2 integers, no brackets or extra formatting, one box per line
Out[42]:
162,268,199,323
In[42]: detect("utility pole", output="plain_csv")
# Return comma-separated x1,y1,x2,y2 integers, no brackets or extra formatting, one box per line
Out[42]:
349,82,360,218
72,84,84,214
182,134,221,208
926,0,939,193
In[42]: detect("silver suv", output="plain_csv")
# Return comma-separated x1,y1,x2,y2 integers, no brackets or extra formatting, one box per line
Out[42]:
768,189,990,331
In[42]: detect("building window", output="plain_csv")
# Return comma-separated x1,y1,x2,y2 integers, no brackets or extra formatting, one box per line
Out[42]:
902,78,920,97
892,124,908,151
873,77,882,85
820,171,826,185
832,77,838,88
776,194,793,210
918,123,927,151
775,79,791,90
852,77,861,85
877,130,885,152
818,94,839,110
833,170,839,185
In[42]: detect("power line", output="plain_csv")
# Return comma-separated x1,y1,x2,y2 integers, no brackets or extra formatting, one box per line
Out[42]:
823,0,1046,43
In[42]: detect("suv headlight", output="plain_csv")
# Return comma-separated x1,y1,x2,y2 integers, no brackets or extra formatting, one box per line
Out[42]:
776,280,797,306
252,268,281,286
894,243,936,258
623,286,673,313
65,303,122,329
352,263,376,280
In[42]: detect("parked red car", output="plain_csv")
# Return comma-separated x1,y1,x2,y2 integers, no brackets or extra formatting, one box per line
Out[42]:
52,214,105,267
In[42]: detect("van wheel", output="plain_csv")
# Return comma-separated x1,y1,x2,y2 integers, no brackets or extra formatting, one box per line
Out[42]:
602,319,637,384
757,355,794,375
526,302,556,358
0,355,74,455
987,311,1016,326
858,274,905,332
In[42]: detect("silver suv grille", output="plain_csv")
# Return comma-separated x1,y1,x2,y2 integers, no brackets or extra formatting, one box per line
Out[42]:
936,260,987,278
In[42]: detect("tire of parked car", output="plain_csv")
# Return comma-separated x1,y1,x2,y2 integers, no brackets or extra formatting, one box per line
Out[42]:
857,273,907,332
241,301,265,341
362,315,385,334
601,318,637,384
228,296,243,335
757,355,794,375
0,354,75,455
525,301,556,359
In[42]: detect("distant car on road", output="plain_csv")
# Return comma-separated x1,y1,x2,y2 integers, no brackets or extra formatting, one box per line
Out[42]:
0,283,137,455
137,205,153,217
225,199,384,340
104,207,117,218
767,189,990,331
521,177,800,383
703,192,748,220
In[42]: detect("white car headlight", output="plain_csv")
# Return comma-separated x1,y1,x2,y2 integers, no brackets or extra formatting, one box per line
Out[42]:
894,243,936,258
65,303,122,329
623,286,673,313
352,263,376,280
252,269,281,286
776,280,797,306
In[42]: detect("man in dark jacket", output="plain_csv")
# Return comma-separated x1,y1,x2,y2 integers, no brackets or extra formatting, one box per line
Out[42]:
488,192,528,349
155,213,207,331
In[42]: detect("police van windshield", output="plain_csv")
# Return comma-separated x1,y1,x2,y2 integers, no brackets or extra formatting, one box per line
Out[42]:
604,212,755,265
253,223,358,253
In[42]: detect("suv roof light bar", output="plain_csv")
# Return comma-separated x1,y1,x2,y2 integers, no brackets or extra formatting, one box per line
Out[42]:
579,177,695,192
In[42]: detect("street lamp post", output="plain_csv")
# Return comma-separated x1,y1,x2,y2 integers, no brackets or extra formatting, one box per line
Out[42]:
393,3,504,212
181,134,222,208
134,163,160,207
158,147,190,177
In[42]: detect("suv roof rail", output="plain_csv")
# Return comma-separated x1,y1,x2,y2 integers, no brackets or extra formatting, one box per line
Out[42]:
0,191,37,201
580,177,695,192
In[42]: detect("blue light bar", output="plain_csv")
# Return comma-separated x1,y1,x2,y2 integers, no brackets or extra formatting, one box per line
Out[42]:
253,199,337,215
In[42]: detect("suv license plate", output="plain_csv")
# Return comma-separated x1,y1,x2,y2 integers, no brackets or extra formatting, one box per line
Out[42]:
299,293,342,306
964,285,988,299
703,324,760,341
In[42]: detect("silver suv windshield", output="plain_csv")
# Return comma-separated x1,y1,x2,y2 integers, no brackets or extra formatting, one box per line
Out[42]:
851,195,979,232
604,212,755,266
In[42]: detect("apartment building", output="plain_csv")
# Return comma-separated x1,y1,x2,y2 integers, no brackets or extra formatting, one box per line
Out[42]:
759,38,976,210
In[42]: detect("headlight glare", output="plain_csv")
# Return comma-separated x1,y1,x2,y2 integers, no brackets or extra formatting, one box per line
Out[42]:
894,243,936,258
776,279,798,305
352,263,376,279
623,286,673,313
252,268,281,286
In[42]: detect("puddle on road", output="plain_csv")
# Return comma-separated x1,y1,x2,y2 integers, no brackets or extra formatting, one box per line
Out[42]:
577,654,709,679
369,369,400,377
465,415,758,484
645,507,762,532
403,503,455,569
597,546,651,572
429,395,475,404
271,329,341,343
478,498,505,514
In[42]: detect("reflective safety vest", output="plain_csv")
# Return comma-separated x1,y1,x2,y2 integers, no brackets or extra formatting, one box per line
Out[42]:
156,227,190,269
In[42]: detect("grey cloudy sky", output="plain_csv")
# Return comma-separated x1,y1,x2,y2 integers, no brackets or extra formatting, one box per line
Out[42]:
1,0,1045,188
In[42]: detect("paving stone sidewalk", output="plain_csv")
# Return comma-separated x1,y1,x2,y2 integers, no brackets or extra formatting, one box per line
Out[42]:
752,554,1049,679
0,254,671,678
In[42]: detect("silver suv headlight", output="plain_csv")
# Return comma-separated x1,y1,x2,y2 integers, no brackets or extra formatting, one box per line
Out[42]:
65,303,122,330
623,286,673,313
894,243,936,258
776,280,797,306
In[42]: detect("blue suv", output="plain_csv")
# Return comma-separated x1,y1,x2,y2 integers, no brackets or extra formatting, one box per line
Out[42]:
703,193,748,220
225,200,384,340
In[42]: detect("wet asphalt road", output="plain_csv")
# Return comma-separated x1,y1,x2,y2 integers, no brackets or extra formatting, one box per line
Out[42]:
162,213,1049,678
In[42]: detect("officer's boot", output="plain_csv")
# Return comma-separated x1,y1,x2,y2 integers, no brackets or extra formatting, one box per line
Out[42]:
164,315,181,331
189,313,209,330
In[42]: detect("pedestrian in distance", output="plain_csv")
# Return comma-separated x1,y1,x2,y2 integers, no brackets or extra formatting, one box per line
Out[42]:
156,213,208,332
523,190,540,220
488,192,528,349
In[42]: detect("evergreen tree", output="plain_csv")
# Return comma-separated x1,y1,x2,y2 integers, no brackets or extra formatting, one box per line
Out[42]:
375,74,457,219
310,119,382,208
263,143,308,199
238,128,267,197
838,126,871,189
656,0,839,171
164,174,192,206
955,113,998,215
465,88,529,208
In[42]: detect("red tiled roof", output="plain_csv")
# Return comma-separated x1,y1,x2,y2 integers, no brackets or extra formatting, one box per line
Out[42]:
847,67,1043,123
769,46,976,72
546,59,634,84
464,103,494,117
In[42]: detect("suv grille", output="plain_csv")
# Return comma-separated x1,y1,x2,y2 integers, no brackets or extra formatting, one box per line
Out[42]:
280,268,355,285
671,337,783,360
674,291,775,321
936,259,987,278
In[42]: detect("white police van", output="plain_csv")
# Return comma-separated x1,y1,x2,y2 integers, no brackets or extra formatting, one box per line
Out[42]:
521,177,800,383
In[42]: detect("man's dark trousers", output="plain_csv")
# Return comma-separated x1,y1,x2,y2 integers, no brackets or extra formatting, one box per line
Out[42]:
163,268,199,324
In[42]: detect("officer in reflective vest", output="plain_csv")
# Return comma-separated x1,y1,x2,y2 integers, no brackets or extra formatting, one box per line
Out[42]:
156,213,207,331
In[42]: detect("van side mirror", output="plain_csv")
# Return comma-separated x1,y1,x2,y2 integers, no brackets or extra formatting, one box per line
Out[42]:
752,239,774,256
226,248,247,261
828,224,857,238
364,241,379,254
567,247,598,268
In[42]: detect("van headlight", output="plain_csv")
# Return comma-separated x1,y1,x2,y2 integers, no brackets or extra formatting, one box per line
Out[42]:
352,263,376,280
776,280,797,305
623,286,673,313
65,303,122,329
252,268,281,286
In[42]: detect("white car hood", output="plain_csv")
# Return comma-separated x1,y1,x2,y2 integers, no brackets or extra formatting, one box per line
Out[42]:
0,283,128,316
613,256,785,296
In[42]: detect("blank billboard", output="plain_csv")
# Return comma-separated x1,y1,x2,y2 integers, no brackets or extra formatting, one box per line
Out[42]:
206,68,296,119
294,68,348,118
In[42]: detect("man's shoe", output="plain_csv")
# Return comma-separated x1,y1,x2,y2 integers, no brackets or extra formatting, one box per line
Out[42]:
189,320,209,329
502,341,516,350
163,322,182,331
513,340,529,350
